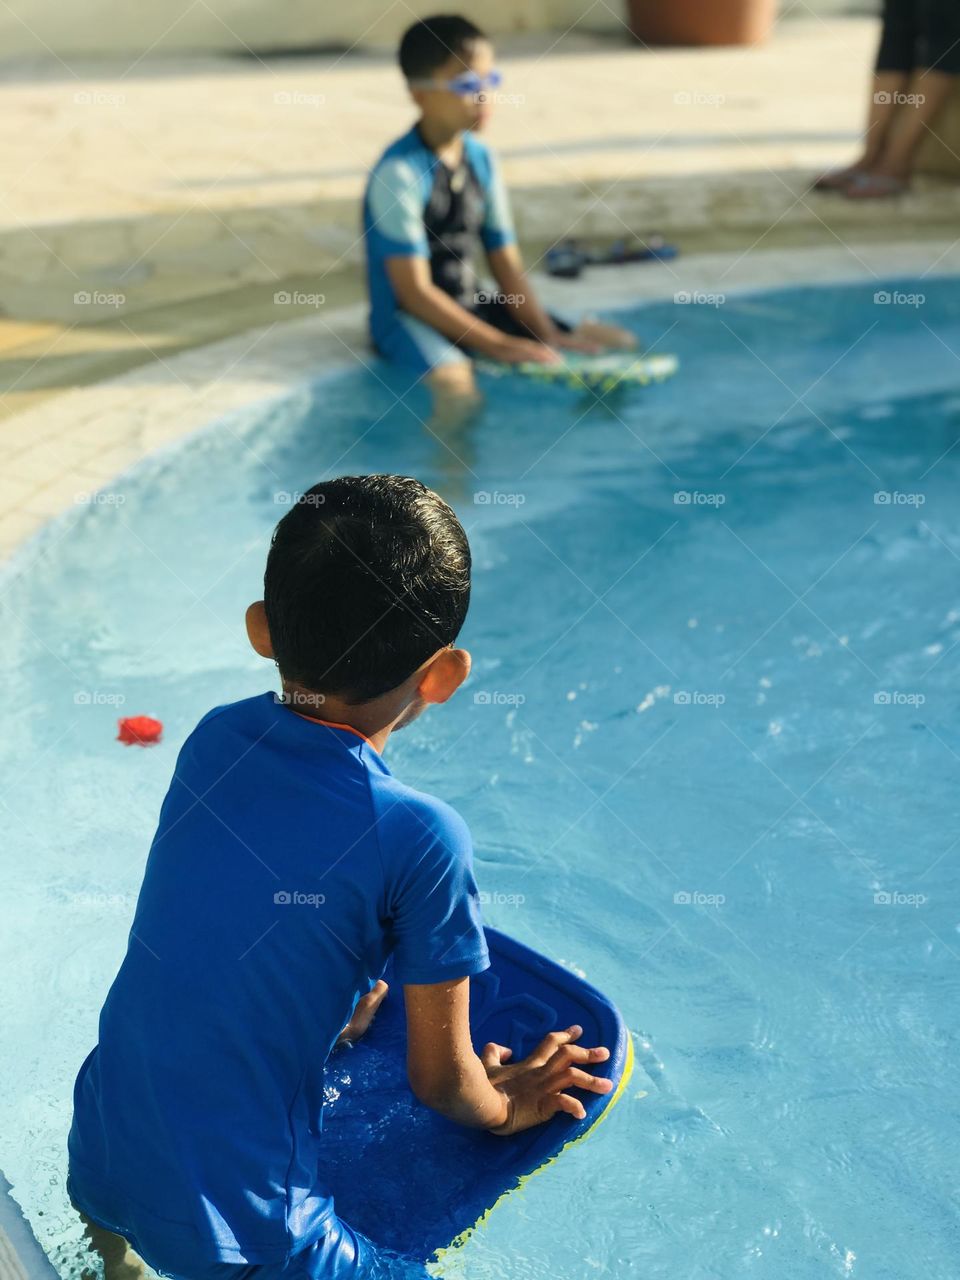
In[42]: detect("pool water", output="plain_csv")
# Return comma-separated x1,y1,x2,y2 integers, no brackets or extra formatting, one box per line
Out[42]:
2,277,960,1280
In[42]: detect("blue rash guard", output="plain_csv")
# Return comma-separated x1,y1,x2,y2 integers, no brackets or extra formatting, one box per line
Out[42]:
67,692,489,1277
362,124,517,376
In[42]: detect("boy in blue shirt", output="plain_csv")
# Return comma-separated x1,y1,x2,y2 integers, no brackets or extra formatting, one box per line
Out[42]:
364,15,634,420
68,474,612,1280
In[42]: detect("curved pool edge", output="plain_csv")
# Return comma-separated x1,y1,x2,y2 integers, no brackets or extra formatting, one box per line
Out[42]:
0,1172,60,1280
2,239,959,573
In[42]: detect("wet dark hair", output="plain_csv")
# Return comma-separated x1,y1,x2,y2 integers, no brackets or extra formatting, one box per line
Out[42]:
398,14,486,80
263,475,471,704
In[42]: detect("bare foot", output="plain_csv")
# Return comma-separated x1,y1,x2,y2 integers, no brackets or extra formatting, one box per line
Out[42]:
813,163,869,191
843,171,909,199
336,980,389,1047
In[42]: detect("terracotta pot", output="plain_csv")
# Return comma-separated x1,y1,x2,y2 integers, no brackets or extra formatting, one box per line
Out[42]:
627,0,777,46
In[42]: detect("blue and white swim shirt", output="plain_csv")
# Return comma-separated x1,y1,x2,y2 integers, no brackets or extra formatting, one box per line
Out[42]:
362,124,516,374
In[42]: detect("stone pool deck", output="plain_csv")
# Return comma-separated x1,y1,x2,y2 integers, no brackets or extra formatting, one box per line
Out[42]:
2,12,959,562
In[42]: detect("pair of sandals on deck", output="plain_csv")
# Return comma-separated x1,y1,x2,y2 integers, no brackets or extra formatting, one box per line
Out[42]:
812,166,908,199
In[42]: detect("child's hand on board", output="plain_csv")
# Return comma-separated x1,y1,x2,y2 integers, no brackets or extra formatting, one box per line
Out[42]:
336,980,389,1048
549,329,603,356
551,321,638,355
492,335,562,365
482,1024,613,1136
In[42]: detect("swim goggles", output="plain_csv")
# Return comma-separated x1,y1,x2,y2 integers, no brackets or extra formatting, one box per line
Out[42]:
407,69,503,98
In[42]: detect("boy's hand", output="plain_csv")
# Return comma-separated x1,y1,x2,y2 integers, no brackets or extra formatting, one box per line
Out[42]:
489,335,561,366
336,980,389,1048
551,330,603,356
553,321,638,355
482,1024,613,1136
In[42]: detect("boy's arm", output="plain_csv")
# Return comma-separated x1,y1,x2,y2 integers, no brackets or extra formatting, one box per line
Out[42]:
386,256,556,365
388,796,609,1133
405,976,613,1135
487,244,599,353
487,243,557,343
475,150,595,351
405,977,507,1128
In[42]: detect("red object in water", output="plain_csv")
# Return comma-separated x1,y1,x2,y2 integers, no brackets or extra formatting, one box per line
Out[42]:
117,715,163,746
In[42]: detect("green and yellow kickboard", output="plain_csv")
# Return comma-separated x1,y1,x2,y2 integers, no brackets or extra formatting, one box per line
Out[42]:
478,351,679,393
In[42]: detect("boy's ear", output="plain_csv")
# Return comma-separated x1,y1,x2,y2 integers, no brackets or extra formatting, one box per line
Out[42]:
417,647,471,705
245,601,274,660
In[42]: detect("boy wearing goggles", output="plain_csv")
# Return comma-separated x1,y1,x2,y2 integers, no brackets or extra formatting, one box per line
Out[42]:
363,14,634,422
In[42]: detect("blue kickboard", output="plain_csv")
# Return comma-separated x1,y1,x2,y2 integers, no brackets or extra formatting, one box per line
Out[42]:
320,927,632,1263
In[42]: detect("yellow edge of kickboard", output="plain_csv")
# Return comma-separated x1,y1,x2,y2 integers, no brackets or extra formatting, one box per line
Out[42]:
431,1031,637,1273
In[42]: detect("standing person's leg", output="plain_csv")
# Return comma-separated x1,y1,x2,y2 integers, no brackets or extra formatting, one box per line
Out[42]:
847,69,955,193
847,0,960,194
859,71,914,166
814,0,915,188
